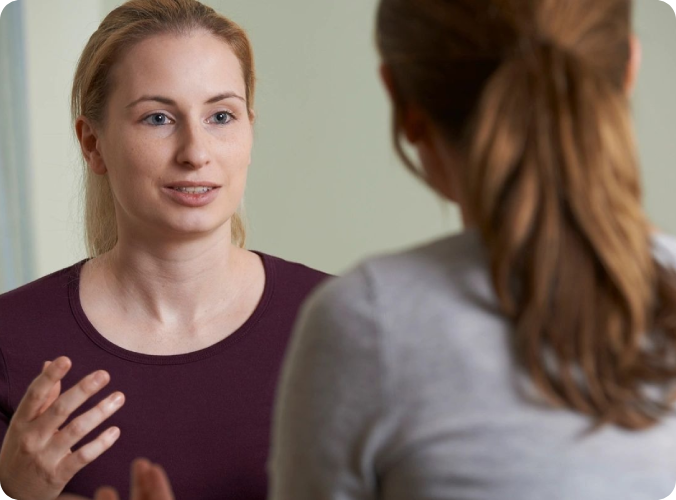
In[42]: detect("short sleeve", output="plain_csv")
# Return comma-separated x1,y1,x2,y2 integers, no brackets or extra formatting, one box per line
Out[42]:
268,265,386,500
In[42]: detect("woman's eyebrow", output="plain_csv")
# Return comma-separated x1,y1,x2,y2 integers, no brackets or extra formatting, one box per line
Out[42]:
126,92,246,108
205,92,246,104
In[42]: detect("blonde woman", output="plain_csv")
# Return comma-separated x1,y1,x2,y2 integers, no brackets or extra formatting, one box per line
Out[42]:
0,1,328,499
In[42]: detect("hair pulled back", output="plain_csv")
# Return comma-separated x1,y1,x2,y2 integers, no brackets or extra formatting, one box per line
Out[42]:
377,0,676,429
72,0,255,256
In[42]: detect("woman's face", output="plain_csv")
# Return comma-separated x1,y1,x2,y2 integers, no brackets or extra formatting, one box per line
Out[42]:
94,31,253,241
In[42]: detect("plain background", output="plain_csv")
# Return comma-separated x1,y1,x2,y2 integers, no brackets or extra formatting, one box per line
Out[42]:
4,0,676,280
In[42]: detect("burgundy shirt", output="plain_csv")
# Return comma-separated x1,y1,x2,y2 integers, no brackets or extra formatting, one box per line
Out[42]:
0,252,330,499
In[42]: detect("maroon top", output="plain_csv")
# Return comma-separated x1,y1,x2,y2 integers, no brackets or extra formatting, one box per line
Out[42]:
0,252,330,499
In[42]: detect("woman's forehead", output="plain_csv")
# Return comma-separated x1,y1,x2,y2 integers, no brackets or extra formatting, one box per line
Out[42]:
109,32,246,103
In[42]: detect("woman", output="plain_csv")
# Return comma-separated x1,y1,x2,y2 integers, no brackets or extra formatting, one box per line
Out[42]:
268,0,676,499
0,0,328,498
62,0,676,499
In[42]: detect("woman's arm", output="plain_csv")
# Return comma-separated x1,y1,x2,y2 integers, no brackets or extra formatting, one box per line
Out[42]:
268,266,387,500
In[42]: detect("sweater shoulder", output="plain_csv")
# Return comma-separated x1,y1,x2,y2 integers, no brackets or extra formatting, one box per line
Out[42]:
255,251,333,296
0,263,80,311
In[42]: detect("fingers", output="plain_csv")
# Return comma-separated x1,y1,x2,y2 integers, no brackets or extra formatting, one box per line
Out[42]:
130,457,152,500
37,361,62,416
45,391,125,459
37,369,112,434
0,358,125,500
75,461,170,500
130,458,174,500
56,426,121,480
146,463,175,500
14,356,71,423
94,486,120,500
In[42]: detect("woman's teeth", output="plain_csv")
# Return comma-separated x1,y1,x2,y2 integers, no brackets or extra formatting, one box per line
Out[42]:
172,187,214,194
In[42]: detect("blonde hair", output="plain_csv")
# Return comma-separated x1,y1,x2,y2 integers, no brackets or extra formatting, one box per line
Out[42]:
71,0,255,257
377,0,676,429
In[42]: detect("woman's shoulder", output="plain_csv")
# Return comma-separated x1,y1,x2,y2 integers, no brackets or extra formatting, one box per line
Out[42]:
0,261,85,357
253,250,333,293
336,229,493,312
299,230,492,325
0,260,84,310
364,229,486,277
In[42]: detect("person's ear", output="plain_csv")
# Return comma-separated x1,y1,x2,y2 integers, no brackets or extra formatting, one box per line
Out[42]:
379,63,428,144
75,116,107,175
625,34,642,95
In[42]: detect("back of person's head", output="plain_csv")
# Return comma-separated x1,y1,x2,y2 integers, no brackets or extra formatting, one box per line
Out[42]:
72,0,254,257
377,0,676,430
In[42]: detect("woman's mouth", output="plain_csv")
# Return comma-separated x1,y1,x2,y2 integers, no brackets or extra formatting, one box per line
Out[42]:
163,186,221,207
171,186,215,194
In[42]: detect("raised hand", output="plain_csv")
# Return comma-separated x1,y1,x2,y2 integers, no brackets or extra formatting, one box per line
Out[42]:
0,357,125,500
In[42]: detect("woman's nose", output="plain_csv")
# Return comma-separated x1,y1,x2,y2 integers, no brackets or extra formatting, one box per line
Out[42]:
175,122,211,170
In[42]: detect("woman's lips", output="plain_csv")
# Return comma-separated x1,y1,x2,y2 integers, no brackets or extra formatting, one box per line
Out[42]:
162,186,221,207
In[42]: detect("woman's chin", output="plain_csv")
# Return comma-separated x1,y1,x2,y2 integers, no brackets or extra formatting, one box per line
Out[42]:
119,212,233,244
157,217,231,240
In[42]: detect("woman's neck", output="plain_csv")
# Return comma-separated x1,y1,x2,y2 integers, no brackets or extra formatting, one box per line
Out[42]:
88,224,243,330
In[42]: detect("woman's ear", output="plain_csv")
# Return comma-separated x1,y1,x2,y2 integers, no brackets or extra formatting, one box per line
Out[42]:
75,116,107,175
625,34,642,95
379,63,428,144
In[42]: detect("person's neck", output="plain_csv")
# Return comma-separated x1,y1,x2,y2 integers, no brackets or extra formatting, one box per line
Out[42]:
92,224,241,330
424,126,476,231
459,201,475,230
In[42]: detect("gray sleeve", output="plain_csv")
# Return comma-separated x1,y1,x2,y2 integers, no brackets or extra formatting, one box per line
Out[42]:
268,266,385,500
653,233,676,270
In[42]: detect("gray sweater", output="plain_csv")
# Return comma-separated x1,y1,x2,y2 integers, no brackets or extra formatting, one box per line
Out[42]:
269,230,676,500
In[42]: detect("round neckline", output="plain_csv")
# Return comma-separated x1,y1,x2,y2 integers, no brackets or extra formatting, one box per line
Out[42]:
67,251,276,365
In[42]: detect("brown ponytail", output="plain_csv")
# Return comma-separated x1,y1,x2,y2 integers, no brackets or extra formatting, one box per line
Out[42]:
377,0,676,429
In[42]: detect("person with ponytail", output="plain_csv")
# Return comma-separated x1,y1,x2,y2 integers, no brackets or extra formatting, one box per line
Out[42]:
62,0,676,499
266,0,676,499
0,0,329,498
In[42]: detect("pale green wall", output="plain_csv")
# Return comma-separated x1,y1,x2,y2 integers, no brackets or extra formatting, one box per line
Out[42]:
22,0,100,277
15,0,676,278
634,1,676,235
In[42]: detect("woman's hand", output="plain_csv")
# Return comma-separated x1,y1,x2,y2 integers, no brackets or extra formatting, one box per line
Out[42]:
0,357,125,500
92,459,175,500
56,459,174,500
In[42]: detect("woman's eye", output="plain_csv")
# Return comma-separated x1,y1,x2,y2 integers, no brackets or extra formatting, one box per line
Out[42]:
209,112,234,125
143,113,172,126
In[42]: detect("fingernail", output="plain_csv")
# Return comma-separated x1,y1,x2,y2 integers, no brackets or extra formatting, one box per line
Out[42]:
111,392,124,405
55,357,69,369
93,371,108,386
133,457,150,473
108,427,120,439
